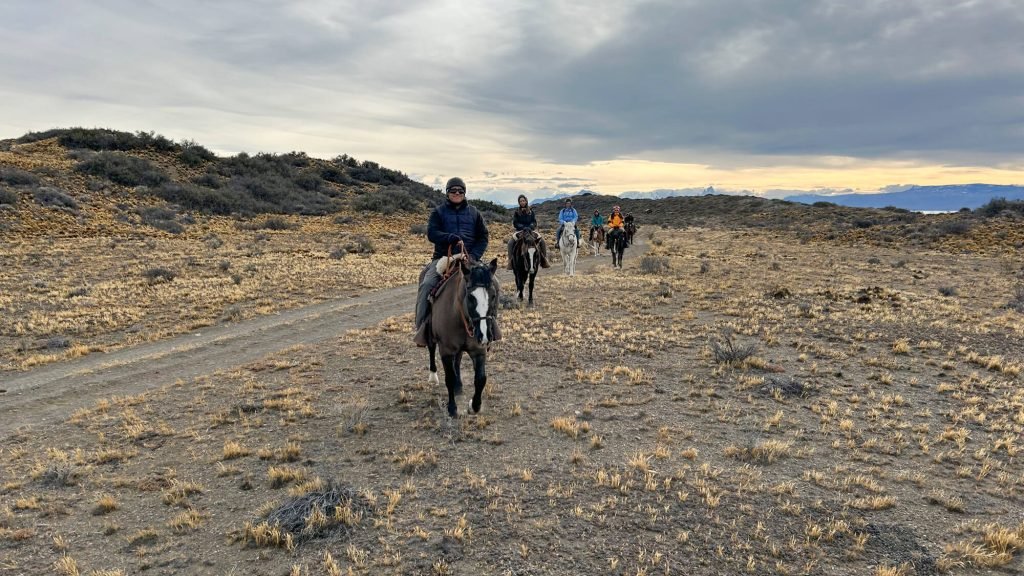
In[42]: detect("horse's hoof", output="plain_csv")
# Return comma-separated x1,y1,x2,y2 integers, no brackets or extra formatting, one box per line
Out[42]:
428,371,439,385
471,398,482,413
447,404,458,418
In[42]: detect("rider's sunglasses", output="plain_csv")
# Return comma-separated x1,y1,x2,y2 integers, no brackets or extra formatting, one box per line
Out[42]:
447,188,465,195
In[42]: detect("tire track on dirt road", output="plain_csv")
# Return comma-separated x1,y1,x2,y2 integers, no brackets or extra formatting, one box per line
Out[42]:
0,240,645,436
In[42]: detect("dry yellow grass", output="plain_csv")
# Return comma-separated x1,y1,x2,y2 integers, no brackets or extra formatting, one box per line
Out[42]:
2,197,1023,575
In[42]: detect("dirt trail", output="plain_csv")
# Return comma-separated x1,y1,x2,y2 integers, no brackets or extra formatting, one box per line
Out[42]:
0,242,643,436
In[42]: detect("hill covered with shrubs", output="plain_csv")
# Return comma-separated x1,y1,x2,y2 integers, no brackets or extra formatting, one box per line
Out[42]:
0,128,468,230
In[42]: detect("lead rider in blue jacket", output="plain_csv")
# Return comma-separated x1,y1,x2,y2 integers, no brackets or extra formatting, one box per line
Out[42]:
414,177,490,345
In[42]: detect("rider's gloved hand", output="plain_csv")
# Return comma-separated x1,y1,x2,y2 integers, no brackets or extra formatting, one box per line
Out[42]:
435,252,466,275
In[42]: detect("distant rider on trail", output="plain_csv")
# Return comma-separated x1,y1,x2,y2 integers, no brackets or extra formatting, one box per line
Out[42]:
506,194,550,269
606,205,625,249
589,209,605,242
555,198,580,248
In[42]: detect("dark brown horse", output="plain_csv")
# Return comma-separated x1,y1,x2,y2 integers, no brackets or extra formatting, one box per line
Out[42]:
512,232,541,306
608,228,627,268
625,221,638,245
426,257,500,417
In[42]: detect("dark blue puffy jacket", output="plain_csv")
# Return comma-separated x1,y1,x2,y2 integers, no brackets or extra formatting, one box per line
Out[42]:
427,200,489,261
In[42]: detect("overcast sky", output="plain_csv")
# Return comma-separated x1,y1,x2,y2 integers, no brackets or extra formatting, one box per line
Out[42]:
1,0,1022,203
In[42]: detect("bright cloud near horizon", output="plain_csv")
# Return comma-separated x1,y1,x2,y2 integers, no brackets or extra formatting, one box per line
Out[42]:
1,1,1022,205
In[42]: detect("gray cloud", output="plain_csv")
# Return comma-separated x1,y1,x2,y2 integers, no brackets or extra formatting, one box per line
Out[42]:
465,0,1024,163
1,0,1021,184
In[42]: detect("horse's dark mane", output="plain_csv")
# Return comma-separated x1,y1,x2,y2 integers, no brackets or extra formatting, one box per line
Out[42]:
467,262,494,288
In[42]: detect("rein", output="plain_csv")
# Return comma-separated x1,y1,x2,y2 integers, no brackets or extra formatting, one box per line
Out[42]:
443,241,494,342
455,279,496,343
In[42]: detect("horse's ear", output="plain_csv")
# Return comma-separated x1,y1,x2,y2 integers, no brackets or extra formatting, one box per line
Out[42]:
488,258,498,274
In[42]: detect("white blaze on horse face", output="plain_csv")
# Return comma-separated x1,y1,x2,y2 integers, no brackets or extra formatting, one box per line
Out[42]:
471,287,489,344
527,247,536,273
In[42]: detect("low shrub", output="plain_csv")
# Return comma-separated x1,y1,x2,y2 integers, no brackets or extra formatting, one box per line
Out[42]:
976,197,1024,218
0,167,40,187
709,330,758,364
350,187,423,214
259,217,294,231
933,219,972,236
0,188,18,205
192,172,224,189
293,171,324,192
320,165,352,185
639,255,670,274
143,267,176,284
337,234,375,254
179,141,217,166
137,206,185,234
75,152,169,187
18,128,178,152
33,187,79,210
154,182,242,215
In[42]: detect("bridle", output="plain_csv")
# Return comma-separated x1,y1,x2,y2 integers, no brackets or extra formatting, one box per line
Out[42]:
458,277,496,343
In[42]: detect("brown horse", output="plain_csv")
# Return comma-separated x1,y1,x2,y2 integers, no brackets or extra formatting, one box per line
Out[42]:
589,226,605,256
625,221,638,245
512,232,541,307
608,228,627,268
426,257,500,417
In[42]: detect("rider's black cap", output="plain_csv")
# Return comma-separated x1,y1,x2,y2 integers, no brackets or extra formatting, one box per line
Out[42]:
445,177,466,193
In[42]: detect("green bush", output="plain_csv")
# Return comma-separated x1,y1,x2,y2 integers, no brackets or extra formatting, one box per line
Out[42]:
33,187,79,210
0,167,40,187
179,141,217,166
192,172,224,189
932,219,972,236
75,152,169,187
18,128,179,152
350,187,423,214
154,182,245,215
0,188,18,205
137,206,185,234
639,255,670,274
293,171,324,192
976,197,1024,218
143,267,176,284
320,165,352,185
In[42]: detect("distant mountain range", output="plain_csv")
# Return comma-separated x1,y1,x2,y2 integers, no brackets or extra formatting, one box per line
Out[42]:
499,183,1024,212
784,184,1024,211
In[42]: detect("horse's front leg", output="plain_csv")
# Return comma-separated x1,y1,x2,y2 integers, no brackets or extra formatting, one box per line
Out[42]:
428,341,439,385
440,354,460,417
527,272,535,307
470,352,487,413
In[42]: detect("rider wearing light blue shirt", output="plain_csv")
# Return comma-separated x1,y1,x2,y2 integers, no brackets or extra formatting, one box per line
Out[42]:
555,198,580,245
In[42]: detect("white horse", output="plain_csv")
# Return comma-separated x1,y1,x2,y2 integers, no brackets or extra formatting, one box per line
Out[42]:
559,221,578,276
